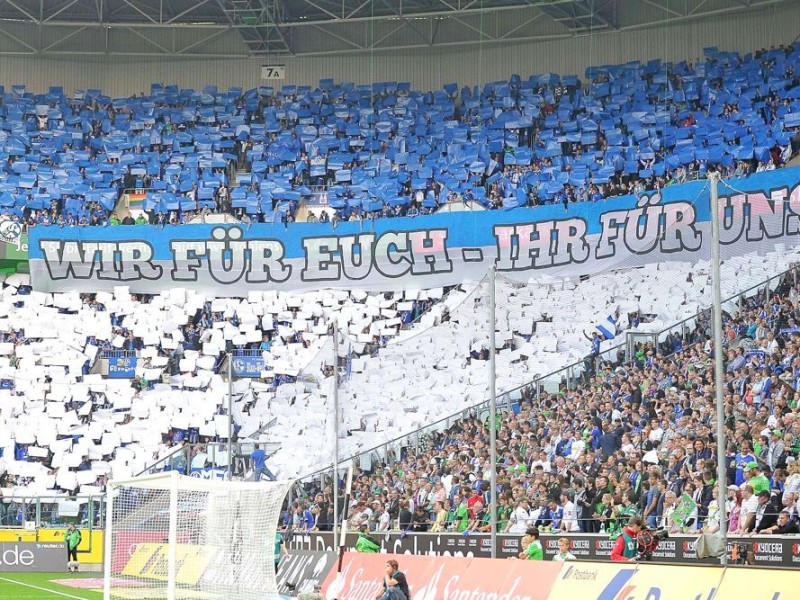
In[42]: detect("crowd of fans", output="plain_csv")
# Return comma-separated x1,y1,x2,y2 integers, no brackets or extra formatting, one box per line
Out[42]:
286,274,800,538
0,274,457,512
1,44,798,229
1,240,796,530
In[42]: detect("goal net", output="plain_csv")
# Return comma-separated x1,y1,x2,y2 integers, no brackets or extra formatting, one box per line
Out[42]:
104,471,293,600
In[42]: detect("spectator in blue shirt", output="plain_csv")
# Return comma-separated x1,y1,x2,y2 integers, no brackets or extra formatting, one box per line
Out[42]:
735,441,757,487
301,504,316,531
598,423,620,458
251,445,276,481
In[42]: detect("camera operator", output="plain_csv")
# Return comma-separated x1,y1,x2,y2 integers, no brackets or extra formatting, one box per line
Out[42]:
610,515,644,562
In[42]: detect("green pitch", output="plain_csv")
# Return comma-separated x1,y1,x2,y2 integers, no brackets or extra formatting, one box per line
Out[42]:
0,572,103,599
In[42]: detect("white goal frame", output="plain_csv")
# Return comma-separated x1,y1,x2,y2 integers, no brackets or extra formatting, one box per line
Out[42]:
103,470,292,600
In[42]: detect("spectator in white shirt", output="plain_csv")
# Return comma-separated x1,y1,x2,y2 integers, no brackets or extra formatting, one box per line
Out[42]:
531,450,551,473
377,505,391,532
441,470,454,495
620,433,636,457
781,492,798,522
660,491,677,530
569,436,586,461
737,485,758,534
559,492,580,532
704,486,722,534
648,419,665,443
506,499,531,534
785,459,800,494
552,538,577,562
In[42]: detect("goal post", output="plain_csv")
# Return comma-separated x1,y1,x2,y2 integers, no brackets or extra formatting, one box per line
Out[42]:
104,471,293,600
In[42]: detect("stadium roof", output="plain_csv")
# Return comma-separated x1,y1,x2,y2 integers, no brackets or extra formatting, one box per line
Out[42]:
0,0,792,58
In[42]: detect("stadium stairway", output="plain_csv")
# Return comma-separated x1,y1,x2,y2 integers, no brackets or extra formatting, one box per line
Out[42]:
233,168,250,188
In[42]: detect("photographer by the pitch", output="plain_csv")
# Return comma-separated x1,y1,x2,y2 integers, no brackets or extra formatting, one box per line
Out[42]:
610,516,644,562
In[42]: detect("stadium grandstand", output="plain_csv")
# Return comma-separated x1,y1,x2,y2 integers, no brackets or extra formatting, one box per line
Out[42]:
0,0,796,598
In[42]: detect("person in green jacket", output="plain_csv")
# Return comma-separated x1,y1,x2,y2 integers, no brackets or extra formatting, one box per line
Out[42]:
518,527,543,560
454,497,469,533
355,525,381,553
745,461,771,496
65,523,81,572
497,497,512,532
135,214,148,225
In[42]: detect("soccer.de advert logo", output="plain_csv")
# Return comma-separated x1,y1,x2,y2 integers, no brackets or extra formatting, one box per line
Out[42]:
791,543,800,563
682,539,698,559
594,539,614,556
548,538,591,556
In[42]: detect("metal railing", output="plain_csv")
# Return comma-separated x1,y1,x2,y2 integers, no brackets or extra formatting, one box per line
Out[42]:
137,442,279,481
232,349,263,357
100,349,136,359
0,495,104,530
338,511,791,535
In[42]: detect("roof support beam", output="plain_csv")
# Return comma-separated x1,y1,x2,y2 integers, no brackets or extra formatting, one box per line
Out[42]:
177,26,230,53
5,0,38,22
294,30,575,56
448,16,495,41
309,23,364,50
165,0,211,25
688,0,711,16
301,0,340,21
368,21,412,49
499,12,545,40
377,0,435,46
639,0,683,18
429,14,440,45
619,0,792,30
346,0,372,19
41,25,88,52
273,0,574,28
123,25,172,53
44,0,80,23
119,0,158,24
0,23,37,52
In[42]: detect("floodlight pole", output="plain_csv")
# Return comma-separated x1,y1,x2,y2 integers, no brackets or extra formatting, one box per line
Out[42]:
333,326,340,543
709,171,728,566
488,267,498,559
227,352,233,481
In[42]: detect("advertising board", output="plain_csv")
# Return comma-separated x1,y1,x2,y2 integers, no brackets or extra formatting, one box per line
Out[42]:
0,541,68,572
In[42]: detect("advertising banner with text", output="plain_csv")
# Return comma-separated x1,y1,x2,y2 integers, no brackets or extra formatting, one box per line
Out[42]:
0,541,67,572
322,552,560,600
276,550,336,596
27,168,800,294
289,531,800,568
322,552,796,600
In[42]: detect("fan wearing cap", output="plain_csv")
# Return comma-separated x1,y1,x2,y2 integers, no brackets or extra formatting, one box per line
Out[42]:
744,461,770,496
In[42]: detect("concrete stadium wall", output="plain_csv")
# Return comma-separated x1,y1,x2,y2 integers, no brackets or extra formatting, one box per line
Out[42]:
0,3,795,96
